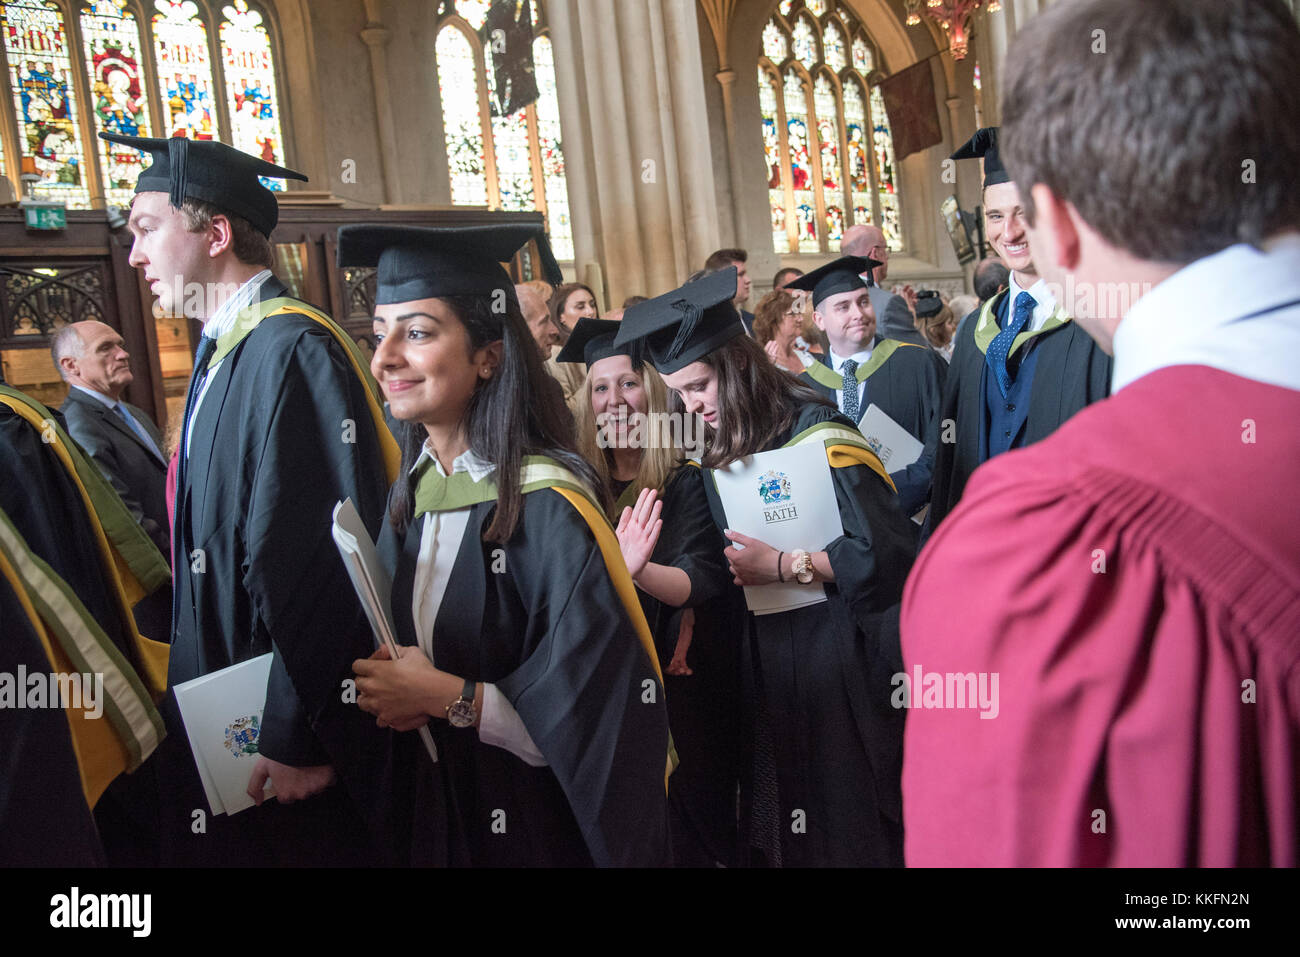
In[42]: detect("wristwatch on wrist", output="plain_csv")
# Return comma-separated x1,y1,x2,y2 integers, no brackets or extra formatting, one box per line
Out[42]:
790,549,814,584
446,677,477,728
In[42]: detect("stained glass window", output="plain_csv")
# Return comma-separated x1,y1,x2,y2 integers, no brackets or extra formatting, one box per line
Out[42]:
455,0,489,31
761,20,786,62
3,0,90,207
485,44,535,211
843,76,872,229
152,0,217,140
434,3,573,260
757,1,903,253
783,69,817,254
2,0,289,210
791,16,817,69
852,35,872,73
532,34,571,260
80,1,152,207
219,0,285,189
436,25,488,207
758,66,787,255
871,84,901,249
814,74,843,244
823,20,846,72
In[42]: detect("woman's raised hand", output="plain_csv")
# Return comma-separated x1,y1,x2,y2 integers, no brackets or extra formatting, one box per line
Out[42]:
615,486,664,579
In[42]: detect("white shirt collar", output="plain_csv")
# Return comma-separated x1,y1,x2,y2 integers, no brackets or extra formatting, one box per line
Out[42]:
201,268,273,340
1111,232,1300,393
70,383,120,409
828,343,874,372
410,443,497,482
1006,272,1058,333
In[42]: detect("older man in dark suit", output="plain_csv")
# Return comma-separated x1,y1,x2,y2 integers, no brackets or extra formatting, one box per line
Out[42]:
54,320,169,556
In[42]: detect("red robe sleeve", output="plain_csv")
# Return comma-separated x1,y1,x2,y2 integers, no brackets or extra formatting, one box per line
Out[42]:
900,449,1299,867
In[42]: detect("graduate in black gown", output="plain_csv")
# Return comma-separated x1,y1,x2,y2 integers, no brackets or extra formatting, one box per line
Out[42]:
790,256,945,516
343,224,671,867
926,128,1111,534
615,269,918,867
0,389,167,865
561,318,741,867
104,132,401,865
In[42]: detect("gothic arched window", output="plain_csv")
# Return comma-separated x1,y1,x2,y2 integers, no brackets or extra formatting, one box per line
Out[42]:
435,0,573,260
761,0,903,254
0,0,289,209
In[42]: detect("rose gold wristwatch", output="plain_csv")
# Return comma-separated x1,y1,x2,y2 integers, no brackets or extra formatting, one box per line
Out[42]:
790,549,814,584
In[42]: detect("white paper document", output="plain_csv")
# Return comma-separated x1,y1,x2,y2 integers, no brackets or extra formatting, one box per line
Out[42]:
332,498,439,764
711,442,845,616
172,653,275,817
857,403,924,472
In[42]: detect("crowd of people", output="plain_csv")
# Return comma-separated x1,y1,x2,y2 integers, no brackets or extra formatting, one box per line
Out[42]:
2,0,1295,869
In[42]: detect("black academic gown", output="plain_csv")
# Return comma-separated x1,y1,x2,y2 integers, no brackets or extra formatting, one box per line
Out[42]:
163,278,397,865
630,464,742,867
0,563,106,867
380,485,671,868
699,402,917,866
799,339,946,515
925,293,1111,534
0,404,162,865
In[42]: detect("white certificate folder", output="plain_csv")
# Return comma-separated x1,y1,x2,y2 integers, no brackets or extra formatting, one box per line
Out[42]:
172,653,275,817
711,442,845,616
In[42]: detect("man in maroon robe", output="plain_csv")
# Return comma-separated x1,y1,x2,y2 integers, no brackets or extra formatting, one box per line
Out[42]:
900,0,1299,866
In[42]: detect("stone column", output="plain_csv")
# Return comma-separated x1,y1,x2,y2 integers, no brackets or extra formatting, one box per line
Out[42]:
360,0,400,204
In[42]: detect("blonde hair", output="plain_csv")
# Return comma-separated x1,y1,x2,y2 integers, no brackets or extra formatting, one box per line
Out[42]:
574,358,681,517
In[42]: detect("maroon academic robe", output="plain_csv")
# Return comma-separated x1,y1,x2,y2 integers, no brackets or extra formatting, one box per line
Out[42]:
901,365,1299,866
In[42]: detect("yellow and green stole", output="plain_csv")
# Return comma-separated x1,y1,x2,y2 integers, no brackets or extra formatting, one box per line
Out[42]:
972,293,1072,357
782,419,898,492
212,296,401,483
802,338,925,393
0,385,170,697
412,454,676,788
0,507,164,807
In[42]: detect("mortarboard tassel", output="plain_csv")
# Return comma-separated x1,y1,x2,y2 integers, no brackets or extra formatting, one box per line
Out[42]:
167,136,190,212
666,299,702,362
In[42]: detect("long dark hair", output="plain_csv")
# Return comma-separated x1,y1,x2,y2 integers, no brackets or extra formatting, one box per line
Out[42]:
696,334,832,469
388,293,605,542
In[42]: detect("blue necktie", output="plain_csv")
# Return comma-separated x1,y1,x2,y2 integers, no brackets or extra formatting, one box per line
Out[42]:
840,358,860,422
113,403,163,461
986,292,1036,397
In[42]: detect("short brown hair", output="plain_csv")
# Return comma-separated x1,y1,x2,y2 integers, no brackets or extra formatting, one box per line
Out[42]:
703,247,747,273
751,288,795,347
179,198,274,268
1001,0,1300,264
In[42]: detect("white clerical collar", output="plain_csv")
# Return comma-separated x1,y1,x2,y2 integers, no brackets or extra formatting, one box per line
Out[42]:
411,443,497,482
200,268,273,339
1111,232,1300,394
828,344,873,372
70,383,120,410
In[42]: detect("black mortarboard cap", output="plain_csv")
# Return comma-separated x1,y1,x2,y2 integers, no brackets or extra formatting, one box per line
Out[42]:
784,255,880,308
613,268,744,375
555,317,629,368
914,289,943,319
99,132,306,236
950,127,1009,188
335,222,562,306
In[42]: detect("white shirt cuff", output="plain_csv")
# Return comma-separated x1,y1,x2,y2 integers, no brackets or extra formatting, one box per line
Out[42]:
478,684,548,767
